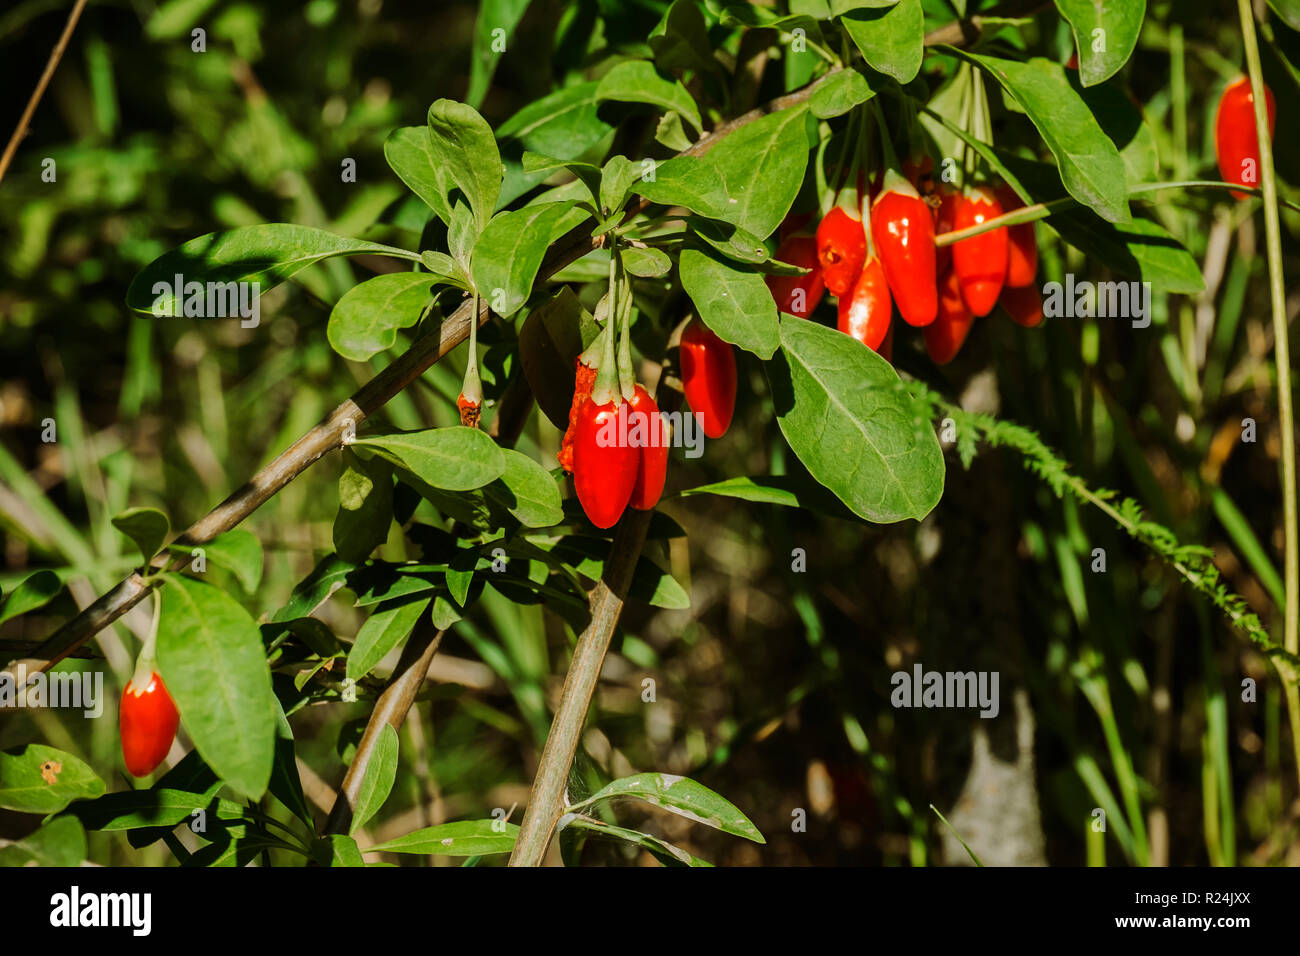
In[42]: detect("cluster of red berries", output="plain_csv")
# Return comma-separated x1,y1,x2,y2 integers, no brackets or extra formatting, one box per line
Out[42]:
766,158,1042,366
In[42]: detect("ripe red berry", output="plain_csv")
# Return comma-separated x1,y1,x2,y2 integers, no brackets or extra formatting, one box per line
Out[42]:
573,397,639,529
870,172,938,327
994,185,1038,288
120,671,180,778
767,234,825,318
1000,284,1045,328
924,268,977,365
627,385,668,511
816,204,867,297
837,253,892,352
680,319,737,439
951,185,1008,317
1215,76,1275,199
557,358,598,474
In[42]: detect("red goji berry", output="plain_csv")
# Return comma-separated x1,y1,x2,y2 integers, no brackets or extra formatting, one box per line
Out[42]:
557,358,598,474
870,170,938,327
767,234,825,318
1001,284,1045,328
923,268,977,365
680,319,737,439
816,201,867,297
994,185,1038,288
627,385,668,511
1215,75,1275,199
120,671,180,778
573,396,638,529
951,185,1008,317
837,253,892,352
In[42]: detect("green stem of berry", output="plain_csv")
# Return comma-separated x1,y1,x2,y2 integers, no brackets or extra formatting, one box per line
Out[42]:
591,245,621,406
614,244,635,402
461,293,482,406
131,591,163,690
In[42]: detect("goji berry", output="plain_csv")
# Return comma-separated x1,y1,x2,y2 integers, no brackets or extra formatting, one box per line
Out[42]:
680,319,737,439
767,234,825,318
1215,75,1275,199
120,670,180,778
951,185,1008,317
870,170,938,327
837,253,892,352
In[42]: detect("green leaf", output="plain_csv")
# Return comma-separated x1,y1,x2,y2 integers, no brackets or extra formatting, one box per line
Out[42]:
600,155,644,216
169,528,263,593
518,289,602,429
64,787,244,831
310,833,367,867
0,816,85,867
269,707,314,827
768,319,944,523
562,815,712,866
576,772,766,843
471,201,579,316
808,67,877,118
649,0,722,78
1072,77,1159,186
486,450,564,528
678,474,860,519
1054,0,1146,87
347,596,432,679
333,450,394,564
467,0,532,108
0,744,104,814
1045,213,1204,294
1269,0,1300,31
270,554,353,622
678,248,779,358
327,272,437,362
949,51,1130,223
636,155,730,219
158,574,277,800
654,110,693,151
595,59,703,135
688,218,773,265
432,595,462,630
699,104,810,239
353,427,506,492
0,570,62,627
367,819,520,856
623,246,672,278
426,99,504,233
111,506,170,564
350,724,399,835
552,538,690,609
384,126,452,224
126,225,415,315
841,0,924,84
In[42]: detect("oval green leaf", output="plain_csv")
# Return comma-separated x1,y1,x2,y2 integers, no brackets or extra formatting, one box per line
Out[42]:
327,272,437,362
768,318,944,523
367,819,520,856
679,248,779,358
471,201,582,317
350,724,399,836
111,507,170,564
158,574,277,800
353,427,506,492
0,744,104,814
841,0,924,84
577,772,766,843
347,596,433,679
1054,0,1146,87
126,225,416,315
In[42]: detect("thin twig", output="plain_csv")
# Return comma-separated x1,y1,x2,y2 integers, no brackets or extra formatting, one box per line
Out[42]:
1236,0,1300,794
0,0,89,184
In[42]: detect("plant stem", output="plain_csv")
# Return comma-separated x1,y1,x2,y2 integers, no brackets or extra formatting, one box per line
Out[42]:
1236,0,1300,795
0,0,89,184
